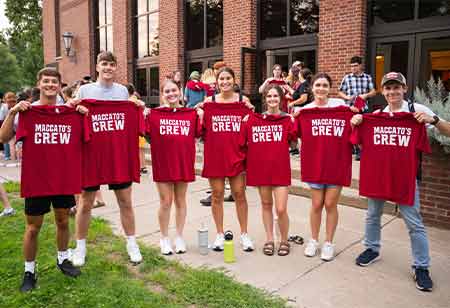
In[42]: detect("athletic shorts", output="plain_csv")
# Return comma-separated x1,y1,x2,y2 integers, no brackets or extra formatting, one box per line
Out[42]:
25,195,76,216
83,182,132,192
306,183,338,190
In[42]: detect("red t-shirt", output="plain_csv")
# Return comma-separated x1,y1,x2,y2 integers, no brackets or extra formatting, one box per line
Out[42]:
146,107,201,182
16,105,90,197
268,79,289,113
351,112,431,205
297,106,354,186
82,100,144,187
240,113,296,186
203,83,217,97
202,102,250,178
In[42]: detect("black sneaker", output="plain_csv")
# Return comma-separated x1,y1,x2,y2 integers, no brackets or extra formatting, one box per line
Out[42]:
355,248,380,267
414,268,433,292
57,259,81,277
20,272,36,292
224,194,234,202
200,194,212,206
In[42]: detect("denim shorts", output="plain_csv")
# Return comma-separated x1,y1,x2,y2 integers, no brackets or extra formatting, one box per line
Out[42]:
306,182,338,190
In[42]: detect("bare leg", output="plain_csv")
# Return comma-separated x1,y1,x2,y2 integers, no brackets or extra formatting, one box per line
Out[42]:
209,178,225,234
310,189,325,241
114,186,135,236
324,187,342,243
156,182,174,237
229,174,249,234
0,183,12,210
23,215,44,261
258,186,274,242
273,186,289,243
75,190,96,240
173,182,188,237
54,208,70,251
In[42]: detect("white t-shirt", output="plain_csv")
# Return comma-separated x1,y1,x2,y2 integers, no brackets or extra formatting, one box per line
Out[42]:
76,82,128,101
382,100,435,128
301,98,347,110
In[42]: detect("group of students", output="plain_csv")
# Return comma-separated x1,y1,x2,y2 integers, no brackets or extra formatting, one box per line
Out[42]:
1,50,450,294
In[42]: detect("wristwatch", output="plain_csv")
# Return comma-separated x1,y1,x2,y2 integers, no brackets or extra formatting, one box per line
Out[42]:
431,115,440,126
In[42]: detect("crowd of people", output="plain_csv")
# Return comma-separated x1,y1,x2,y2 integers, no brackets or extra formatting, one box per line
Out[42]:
1,50,450,294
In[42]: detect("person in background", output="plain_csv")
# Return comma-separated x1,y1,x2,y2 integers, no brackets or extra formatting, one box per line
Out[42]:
127,83,147,175
0,181,14,217
0,92,18,161
184,71,205,108
201,68,217,98
338,56,376,161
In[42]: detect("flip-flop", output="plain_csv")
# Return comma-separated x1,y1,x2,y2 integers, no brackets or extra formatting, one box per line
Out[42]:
288,235,304,245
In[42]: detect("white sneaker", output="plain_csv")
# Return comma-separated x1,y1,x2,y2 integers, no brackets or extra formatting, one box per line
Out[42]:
212,233,224,251
160,237,174,255
71,247,86,267
304,239,319,257
174,237,187,254
127,242,143,264
321,242,335,261
0,207,15,217
240,233,254,252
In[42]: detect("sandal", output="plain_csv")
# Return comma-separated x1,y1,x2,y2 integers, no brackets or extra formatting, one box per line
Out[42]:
263,241,275,256
278,242,290,256
288,235,304,245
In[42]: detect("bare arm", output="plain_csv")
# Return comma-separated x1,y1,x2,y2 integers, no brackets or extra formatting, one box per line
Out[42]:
338,91,352,101
289,94,308,108
360,88,377,100
415,112,450,137
0,101,31,143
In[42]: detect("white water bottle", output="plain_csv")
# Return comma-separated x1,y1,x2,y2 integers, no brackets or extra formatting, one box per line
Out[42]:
198,223,209,255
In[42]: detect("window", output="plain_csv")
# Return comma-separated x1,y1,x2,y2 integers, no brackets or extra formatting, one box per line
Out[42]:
55,0,61,57
419,0,450,19
370,0,414,25
98,0,113,52
136,0,159,58
186,0,223,50
260,0,319,40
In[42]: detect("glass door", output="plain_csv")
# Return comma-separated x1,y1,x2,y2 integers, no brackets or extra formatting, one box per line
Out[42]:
135,66,160,107
369,35,415,110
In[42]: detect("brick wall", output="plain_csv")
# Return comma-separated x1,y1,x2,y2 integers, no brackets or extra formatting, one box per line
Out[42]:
223,0,257,92
56,0,93,84
42,0,57,65
318,0,367,94
159,0,185,85
420,143,450,229
112,0,133,84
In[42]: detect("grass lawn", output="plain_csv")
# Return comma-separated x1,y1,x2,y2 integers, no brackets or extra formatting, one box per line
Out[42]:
0,182,286,308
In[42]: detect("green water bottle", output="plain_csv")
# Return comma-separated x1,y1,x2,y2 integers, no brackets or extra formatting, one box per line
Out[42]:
223,230,235,263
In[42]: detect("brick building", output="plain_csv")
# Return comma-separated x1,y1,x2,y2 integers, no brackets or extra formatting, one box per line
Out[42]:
42,0,450,228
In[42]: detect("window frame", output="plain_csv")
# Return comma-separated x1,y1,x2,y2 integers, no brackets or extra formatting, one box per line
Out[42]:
135,0,160,58
97,0,114,52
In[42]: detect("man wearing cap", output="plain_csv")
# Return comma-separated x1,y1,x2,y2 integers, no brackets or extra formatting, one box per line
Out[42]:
351,72,450,292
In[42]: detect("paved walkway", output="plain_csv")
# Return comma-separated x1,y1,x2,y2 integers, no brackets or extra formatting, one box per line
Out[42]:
1,164,449,308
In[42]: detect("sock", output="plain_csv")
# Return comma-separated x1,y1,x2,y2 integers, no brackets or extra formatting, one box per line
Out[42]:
127,235,137,245
24,261,35,274
76,239,86,251
57,250,69,264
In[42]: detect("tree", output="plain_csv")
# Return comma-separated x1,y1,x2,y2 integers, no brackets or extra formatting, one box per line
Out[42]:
4,0,43,87
0,43,22,92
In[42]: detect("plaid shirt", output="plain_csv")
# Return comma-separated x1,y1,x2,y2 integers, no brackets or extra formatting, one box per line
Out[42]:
339,73,375,97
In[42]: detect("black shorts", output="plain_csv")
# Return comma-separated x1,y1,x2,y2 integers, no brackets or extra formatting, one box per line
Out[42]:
25,195,76,216
82,182,132,192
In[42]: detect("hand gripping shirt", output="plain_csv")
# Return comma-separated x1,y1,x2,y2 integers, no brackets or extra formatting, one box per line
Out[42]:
16,105,90,197
296,105,354,186
146,107,201,182
351,112,431,205
240,113,296,186
201,102,250,178
81,100,144,187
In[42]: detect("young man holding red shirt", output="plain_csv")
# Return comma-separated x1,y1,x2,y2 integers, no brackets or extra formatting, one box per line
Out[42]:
351,72,450,292
0,68,87,292
70,51,143,266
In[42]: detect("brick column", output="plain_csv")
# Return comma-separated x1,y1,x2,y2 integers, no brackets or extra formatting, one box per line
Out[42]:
223,0,257,94
420,144,450,229
112,0,133,84
318,0,367,94
159,0,185,84
42,0,57,65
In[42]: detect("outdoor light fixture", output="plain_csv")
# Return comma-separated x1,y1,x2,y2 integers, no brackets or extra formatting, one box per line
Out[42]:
62,32,75,57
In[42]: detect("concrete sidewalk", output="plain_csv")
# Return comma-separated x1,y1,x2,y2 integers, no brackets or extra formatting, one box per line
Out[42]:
2,165,449,307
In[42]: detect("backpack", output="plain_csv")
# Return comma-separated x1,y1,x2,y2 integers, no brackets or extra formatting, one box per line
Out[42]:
407,99,423,182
